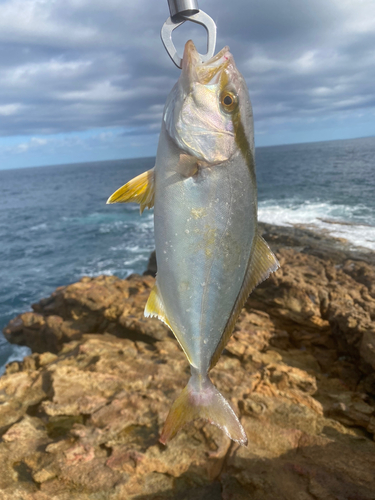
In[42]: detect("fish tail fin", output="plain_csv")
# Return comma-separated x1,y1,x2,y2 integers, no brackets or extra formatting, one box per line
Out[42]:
160,372,247,446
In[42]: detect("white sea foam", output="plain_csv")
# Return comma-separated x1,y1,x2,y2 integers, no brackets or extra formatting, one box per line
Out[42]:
29,223,48,231
123,256,148,266
98,216,153,235
80,269,119,278
258,200,375,251
109,243,153,253
98,220,130,234
79,268,136,279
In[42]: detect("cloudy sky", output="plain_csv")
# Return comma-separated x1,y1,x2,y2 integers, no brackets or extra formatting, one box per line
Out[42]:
0,0,374,169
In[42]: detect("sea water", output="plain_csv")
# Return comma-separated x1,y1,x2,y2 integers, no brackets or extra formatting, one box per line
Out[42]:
1,136,374,373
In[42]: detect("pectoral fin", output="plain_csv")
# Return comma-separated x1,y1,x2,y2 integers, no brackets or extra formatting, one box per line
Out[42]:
210,234,280,369
106,167,155,214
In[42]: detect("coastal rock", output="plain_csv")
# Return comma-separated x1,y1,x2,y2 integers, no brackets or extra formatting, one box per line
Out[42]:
1,322,375,498
4,274,169,354
1,224,375,498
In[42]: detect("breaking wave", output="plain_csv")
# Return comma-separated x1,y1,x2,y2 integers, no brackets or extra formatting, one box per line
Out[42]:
258,200,375,250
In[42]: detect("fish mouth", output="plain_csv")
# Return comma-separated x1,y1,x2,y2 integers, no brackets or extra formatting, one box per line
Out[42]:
181,40,233,89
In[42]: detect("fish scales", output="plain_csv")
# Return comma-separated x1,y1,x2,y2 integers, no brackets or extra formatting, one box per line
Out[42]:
154,122,256,372
107,40,279,445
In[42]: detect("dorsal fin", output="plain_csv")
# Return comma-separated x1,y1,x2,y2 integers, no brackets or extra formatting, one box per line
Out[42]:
144,282,193,365
106,167,155,214
209,233,280,369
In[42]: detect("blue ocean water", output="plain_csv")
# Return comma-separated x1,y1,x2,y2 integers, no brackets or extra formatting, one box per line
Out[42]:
1,136,375,373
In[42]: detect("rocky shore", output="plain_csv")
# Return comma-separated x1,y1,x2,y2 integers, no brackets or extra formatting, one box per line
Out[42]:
1,222,375,499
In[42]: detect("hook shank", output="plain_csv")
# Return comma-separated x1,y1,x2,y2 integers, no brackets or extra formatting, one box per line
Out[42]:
167,0,199,20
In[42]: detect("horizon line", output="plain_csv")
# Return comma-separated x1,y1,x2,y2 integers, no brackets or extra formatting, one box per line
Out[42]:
0,133,374,173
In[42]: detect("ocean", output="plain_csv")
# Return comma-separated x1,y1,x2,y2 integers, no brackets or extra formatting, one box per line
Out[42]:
1,135,375,373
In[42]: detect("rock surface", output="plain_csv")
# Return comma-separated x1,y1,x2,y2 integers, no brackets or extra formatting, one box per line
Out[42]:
1,223,375,499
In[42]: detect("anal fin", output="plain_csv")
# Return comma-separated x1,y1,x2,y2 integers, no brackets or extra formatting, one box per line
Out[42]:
106,167,155,214
145,282,193,365
144,282,171,330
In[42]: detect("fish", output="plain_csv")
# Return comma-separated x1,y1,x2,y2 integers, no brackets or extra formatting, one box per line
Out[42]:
107,40,279,445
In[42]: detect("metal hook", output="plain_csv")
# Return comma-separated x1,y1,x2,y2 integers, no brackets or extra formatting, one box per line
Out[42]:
161,1,217,69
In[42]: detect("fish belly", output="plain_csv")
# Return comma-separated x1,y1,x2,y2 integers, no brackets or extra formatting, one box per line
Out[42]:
154,151,256,373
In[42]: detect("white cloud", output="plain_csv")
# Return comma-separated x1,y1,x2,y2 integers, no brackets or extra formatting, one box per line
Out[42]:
15,136,48,153
1,59,92,88
334,0,375,34
0,103,24,116
58,81,132,102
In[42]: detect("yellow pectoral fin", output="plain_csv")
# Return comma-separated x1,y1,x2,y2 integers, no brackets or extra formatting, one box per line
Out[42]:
106,167,155,214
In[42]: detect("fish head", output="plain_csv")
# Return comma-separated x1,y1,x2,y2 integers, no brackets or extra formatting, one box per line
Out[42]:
164,40,253,166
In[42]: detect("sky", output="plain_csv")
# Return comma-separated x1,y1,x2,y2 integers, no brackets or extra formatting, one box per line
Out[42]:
0,0,375,170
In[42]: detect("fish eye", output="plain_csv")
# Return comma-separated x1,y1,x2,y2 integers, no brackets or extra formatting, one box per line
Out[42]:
220,91,237,112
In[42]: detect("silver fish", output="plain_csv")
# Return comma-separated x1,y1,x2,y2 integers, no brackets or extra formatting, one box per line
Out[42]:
107,41,279,445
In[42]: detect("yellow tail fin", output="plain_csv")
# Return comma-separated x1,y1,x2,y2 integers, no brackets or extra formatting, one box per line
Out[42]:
160,372,247,445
